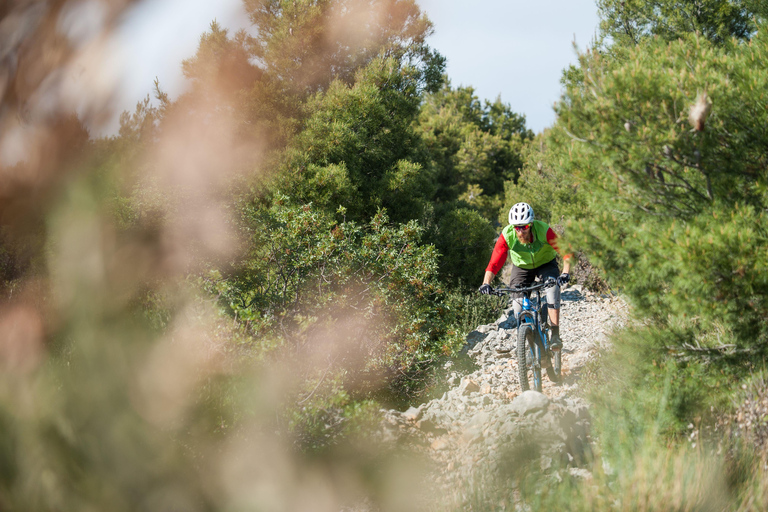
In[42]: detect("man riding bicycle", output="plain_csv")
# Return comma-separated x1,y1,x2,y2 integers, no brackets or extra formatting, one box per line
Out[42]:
478,202,572,356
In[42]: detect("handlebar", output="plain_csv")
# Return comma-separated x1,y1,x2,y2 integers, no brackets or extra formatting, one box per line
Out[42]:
489,277,557,296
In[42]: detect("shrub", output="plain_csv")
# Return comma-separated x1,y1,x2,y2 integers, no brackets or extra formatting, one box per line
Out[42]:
206,197,453,399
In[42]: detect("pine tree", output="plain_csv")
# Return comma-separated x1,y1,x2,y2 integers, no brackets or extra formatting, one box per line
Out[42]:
549,28,768,352
596,0,757,47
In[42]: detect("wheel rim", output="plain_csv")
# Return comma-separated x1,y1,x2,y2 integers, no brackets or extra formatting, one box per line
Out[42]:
531,345,540,389
517,324,535,391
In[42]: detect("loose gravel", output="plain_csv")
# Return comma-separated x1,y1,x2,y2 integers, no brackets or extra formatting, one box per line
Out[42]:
378,285,630,506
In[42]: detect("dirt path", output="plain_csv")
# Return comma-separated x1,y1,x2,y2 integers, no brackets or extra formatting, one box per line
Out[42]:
379,286,629,505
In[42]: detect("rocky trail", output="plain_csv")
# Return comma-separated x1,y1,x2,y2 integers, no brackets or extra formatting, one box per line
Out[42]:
379,285,629,502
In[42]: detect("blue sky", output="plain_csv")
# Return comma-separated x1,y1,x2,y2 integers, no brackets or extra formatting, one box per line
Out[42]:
109,0,600,135
418,0,600,132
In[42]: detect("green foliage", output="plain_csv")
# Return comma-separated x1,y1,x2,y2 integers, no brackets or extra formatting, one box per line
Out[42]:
160,0,444,151
117,95,160,146
500,131,586,227
585,326,735,445
208,197,451,396
439,289,502,350
159,5,533,296
269,66,524,288
275,56,435,223
560,35,768,216
416,83,533,220
287,373,380,452
596,0,757,48
430,205,497,285
550,30,768,353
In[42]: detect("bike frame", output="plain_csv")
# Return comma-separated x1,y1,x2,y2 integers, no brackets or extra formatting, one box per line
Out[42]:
493,278,556,391
519,286,549,390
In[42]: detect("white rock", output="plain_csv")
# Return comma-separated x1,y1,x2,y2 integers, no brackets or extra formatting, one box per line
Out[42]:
510,391,550,416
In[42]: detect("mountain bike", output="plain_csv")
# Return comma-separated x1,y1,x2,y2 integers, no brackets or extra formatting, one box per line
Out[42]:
491,278,561,392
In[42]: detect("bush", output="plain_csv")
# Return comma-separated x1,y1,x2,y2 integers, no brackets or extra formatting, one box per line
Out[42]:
429,205,497,286
207,197,454,400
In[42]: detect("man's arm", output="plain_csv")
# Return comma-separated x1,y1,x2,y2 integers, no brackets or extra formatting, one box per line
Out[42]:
546,227,573,272
480,234,509,290
485,234,509,277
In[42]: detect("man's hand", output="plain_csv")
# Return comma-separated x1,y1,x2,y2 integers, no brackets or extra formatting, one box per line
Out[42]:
478,283,493,295
557,273,570,286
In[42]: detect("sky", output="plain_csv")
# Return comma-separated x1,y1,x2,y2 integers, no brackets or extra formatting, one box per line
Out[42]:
107,0,601,135
417,0,601,132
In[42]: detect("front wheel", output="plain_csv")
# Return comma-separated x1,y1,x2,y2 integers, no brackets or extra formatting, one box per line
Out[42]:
517,324,541,392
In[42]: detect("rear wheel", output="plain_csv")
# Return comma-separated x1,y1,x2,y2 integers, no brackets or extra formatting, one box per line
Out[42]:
547,350,562,383
517,324,541,392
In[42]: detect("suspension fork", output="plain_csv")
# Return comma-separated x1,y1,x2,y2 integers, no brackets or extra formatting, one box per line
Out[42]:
519,311,545,357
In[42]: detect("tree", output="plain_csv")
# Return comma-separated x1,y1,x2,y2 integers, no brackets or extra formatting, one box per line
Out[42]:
500,131,585,226
429,205,497,285
415,83,532,221
272,56,437,224
243,0,440,95
181,21,263,105
162,1,444,152
597,0,757,47
549,29,768,353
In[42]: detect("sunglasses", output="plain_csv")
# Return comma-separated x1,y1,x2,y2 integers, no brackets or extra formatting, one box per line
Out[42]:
514,224,531,231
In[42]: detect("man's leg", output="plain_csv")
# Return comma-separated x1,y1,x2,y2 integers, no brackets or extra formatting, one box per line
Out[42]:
548,310,562,351
494,265,531,354
538,260,563,350
508,265,532,319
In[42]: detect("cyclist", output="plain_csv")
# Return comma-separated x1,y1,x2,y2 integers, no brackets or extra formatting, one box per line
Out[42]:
478,202,572,355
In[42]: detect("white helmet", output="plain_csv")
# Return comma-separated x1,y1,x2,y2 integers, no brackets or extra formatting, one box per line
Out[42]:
508,202,534,225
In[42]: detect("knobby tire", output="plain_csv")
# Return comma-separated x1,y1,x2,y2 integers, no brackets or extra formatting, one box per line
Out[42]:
547,350,561,383
517,324,542,392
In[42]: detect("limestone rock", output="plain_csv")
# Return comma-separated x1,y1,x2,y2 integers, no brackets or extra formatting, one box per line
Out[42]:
402,406,423,422
431,438,450,451
459,378,481,395
510,391,550,416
